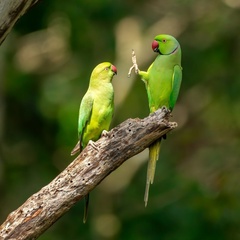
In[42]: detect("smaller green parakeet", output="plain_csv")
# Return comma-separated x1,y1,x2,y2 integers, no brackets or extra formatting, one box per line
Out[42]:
129,34,182,206
71,62,117,223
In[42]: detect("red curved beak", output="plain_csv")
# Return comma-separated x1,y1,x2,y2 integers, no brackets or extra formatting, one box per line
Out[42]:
111,65,117,75
152,40,159,52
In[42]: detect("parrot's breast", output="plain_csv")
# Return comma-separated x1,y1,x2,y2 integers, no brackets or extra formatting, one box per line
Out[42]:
148,67,173,111
82,87,114,147
146,54,181,112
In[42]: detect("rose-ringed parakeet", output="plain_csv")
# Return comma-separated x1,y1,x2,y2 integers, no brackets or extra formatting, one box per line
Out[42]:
71,62,117,223
129,34,182,206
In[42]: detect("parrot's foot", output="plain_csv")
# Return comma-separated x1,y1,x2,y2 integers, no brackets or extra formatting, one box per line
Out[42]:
128,49,139,77
88,140,99,151
101,130,109,137
161,106,170,113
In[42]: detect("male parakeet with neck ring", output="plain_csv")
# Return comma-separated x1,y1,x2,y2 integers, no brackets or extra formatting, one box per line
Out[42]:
129,34,182,206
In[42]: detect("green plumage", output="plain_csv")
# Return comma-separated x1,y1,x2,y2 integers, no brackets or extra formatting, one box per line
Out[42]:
138,34,182,206
71,62,117,222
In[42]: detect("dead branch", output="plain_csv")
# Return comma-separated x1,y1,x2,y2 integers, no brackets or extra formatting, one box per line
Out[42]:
0,0,39,45
0,108,177,240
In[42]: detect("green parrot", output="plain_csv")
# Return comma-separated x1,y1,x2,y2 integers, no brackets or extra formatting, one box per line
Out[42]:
71,62,117,223
130,34,182,206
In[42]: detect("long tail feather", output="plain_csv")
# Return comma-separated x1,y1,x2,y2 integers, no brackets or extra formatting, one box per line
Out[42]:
71,140,89,222
83,194,90,223
144,139,161,207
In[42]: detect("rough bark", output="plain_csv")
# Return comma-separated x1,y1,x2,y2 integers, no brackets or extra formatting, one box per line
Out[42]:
0,0,39,45
0,108,177,240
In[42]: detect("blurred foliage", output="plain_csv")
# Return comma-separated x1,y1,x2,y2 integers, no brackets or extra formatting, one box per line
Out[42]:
0,0,240,239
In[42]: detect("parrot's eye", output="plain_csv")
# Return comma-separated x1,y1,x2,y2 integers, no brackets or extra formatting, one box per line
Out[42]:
105,67,110,71
162,39,167,43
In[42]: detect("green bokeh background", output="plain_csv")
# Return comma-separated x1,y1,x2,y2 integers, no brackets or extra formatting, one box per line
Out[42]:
0,0,240,239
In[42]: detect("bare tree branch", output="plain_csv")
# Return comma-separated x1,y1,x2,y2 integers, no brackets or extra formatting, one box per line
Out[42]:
0,108,177,240
0,0,39,45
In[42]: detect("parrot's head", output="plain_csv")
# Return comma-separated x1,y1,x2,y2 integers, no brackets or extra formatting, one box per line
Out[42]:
152,34,180,55
91,62,117,84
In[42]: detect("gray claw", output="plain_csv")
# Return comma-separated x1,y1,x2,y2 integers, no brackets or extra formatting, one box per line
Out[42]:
88,140,99,151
